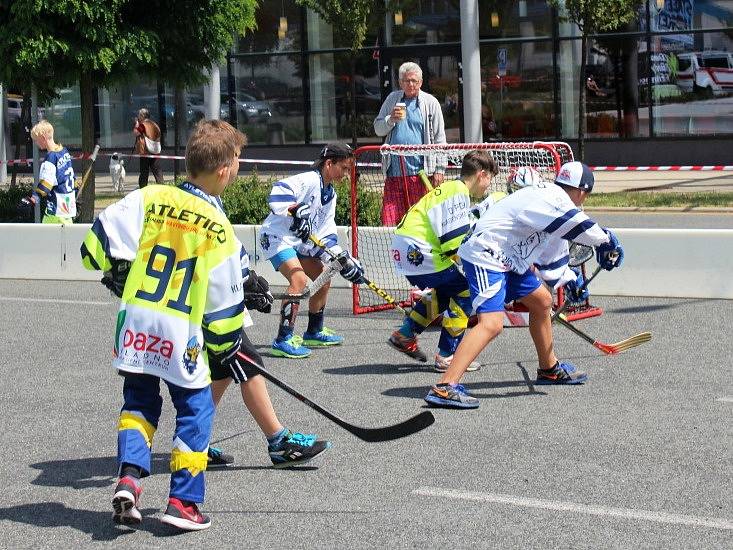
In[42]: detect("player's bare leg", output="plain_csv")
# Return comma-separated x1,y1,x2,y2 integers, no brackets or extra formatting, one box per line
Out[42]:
439,311,503,385
517,285,558,370
425,311,502,409
209,374,331,468
272,258,312,358
519,285,587,385
300,256,343,347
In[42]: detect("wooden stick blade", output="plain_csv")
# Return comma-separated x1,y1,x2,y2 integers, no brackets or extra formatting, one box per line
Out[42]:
596,332,652,355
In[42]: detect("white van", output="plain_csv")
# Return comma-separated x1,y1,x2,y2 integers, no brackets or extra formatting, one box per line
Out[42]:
676,51,733,96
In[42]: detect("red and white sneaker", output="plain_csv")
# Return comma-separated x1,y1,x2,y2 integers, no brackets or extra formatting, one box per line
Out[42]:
112,476,142,525
160,497,211,531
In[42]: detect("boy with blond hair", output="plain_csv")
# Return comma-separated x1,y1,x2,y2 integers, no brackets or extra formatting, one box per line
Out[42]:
26,120,77,224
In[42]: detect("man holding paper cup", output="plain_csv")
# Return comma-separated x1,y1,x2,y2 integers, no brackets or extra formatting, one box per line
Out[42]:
374,62,447,225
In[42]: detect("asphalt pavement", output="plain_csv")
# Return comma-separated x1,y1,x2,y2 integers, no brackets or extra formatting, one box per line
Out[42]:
0,280,730,548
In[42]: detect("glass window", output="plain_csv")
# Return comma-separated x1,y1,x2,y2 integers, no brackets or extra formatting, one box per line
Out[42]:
559,36,650,139
97,80,166,150
387,1,460,45
649,30,733,136
481,41,555,141
236,0,302,54
650,0,733,31
479,0,553,39
44,86,82,148
229,55,305,144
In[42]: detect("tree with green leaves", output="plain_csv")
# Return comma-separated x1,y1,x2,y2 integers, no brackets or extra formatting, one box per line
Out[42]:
295,0,375,52
0,0,256,221
547,0,642,161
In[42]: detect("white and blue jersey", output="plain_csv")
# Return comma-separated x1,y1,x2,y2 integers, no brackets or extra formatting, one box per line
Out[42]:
259,170,340,260
458,182,610,290
34,147,76,217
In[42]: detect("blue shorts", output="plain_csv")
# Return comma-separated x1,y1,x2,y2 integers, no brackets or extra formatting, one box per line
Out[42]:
462,260,541,314
269,234,340,271
270,247,298,271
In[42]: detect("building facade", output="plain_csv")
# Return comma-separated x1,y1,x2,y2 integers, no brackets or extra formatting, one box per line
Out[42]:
23,0,733,164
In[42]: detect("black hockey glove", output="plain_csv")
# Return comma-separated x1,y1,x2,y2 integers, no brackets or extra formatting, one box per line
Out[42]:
211,337,248,383
18,195,36,220
336,251,365,284
288,202,312,242
243,270,274,313
101,258,132,298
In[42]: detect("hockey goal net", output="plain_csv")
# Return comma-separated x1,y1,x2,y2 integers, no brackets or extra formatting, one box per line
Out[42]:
349,141,602,321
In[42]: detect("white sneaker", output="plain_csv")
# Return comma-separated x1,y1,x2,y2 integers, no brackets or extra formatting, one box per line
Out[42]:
434,354,481,373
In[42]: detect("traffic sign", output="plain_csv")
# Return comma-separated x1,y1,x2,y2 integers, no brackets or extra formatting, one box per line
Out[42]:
498,48,507,77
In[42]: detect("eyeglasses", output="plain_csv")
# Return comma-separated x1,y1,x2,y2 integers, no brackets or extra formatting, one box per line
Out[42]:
400,78,421,84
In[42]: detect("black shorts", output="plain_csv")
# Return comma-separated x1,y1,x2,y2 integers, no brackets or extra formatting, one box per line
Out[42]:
209,330,263,381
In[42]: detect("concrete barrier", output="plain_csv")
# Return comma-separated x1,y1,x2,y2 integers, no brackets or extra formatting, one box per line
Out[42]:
1,224,731,298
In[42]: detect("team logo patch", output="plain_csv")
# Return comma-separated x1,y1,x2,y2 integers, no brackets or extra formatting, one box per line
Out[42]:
406,244,424,267
183,337,201,374
59,196,71,215
260,232,270,250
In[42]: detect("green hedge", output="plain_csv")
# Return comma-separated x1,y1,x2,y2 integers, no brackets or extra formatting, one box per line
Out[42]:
0,184,35,222
222,172,383,227
0,173,385,225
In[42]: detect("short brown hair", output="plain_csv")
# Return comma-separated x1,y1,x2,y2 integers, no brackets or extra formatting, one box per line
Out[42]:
461,150,499,179
185,119,247,178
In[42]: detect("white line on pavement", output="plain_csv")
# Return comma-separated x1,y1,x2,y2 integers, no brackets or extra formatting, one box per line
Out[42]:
0,296,112,306
716,396,733,403
413,487,733,531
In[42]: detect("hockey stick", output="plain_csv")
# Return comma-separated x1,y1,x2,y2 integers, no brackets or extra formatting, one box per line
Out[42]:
236,350,435,442
260,260,340,301
551,263,603,322
307,234,409,315
76,144,101,199
418,169,434,192
555,314,652,355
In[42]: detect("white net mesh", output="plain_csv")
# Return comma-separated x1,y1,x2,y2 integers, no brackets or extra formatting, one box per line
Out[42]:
350,141,572,314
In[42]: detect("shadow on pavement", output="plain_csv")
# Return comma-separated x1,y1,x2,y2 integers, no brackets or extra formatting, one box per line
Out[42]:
0,502,186,540
29,454,170,490
323,362,431,375
383,380,547,400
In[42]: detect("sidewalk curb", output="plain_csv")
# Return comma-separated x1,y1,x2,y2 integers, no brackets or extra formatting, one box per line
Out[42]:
585,206,733,213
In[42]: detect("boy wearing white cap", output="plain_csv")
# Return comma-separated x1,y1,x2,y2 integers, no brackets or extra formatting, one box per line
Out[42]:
424,161,624,409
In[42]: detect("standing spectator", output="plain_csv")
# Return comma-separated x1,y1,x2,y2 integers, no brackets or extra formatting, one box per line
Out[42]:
133,108,163,188
374,62,447,225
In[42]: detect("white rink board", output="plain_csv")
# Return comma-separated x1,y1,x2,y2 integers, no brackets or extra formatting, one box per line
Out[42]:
1,224,731,299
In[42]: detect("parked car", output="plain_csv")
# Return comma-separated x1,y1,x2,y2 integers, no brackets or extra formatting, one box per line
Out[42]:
221,93,273,123
7,95,23,124
675,51,733,96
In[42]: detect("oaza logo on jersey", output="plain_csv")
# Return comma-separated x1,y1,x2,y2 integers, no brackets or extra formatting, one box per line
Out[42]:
120,329,174,368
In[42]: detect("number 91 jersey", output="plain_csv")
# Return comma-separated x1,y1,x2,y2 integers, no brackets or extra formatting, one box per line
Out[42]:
80,185,246,389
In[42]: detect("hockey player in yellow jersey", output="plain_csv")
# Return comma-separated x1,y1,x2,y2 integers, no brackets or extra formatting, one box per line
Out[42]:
387,150,499,373
81,120,247,531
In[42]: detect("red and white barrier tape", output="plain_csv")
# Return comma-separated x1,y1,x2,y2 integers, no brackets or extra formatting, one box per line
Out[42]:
3,150,732,172
590,165,733,171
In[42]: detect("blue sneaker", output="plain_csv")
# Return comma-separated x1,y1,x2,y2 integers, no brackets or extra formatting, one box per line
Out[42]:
302,327,344,347
424,383,479,409
268,431,332,468
535,361,587,385
271,335,311,359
